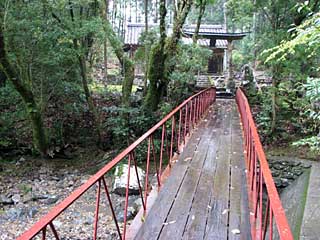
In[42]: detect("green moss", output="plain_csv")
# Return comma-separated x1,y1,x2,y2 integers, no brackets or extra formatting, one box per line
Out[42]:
144,43,167,111
267,145,319,161
89,83,137,94
116,163,124,177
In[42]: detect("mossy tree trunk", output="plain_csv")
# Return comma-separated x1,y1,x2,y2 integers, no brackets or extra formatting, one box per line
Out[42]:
144,0,193,111
193,0,207,44
105,21,135,107
144,0,167,111
0,26,48,156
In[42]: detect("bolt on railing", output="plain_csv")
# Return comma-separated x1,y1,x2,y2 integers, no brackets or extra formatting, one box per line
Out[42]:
17,87,216,240
236,88,293,240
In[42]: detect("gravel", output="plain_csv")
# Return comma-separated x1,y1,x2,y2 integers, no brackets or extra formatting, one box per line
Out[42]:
0,161,140,239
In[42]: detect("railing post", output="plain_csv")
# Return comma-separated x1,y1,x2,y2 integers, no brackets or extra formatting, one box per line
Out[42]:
144,137,151,215
189,102,192,134
93,180,101,240
131,152,145,210
170,116,175,165
123,155,132,240
159,124,165,181
184,104,188,141
177,110,182,151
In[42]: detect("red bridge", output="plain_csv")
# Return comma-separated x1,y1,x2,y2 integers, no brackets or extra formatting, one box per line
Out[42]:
17,88,293,240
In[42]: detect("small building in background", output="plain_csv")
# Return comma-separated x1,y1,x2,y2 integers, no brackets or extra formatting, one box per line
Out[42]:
124,23,247,87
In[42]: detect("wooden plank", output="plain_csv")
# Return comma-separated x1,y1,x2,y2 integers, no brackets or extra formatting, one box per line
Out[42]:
204,100,233,240
158,107,221,240
134,106,217,240
181,129,221,240
179,105,223,240
229,102,244,240
158,109,221,239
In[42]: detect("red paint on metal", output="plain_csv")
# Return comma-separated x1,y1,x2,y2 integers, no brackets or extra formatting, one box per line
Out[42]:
144,137,151,215
17,87,216,240
101,176,122,239
93,180,101,240
49,223,59,240
123,155,131,240
131,153,145,210
236,88,293,240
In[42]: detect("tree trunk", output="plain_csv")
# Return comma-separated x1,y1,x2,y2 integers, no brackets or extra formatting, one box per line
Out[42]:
70,2,102,145
154,0,159,23
0,29,48,156
223,0,227,31
112,0,117,26
144,0,167,110
135,0,138,22
193,0,206,44
78,54,102,137
0,70,6,87
271,67,278,133
143,0,149,96
144,44,167,110
271,79,277,133
105,21,135,107
252,0,257,69
144,0,193,111
104,0,109,82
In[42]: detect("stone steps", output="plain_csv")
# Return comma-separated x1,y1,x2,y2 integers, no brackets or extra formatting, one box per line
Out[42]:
196,74,226,88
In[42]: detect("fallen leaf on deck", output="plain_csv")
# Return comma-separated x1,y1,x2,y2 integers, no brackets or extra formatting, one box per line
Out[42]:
231,229,240,235
163,220,176,226
207,205,212,209
184,157,192,162
222,209,229,215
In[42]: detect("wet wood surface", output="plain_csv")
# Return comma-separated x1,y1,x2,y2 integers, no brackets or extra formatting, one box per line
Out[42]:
134,99,251,240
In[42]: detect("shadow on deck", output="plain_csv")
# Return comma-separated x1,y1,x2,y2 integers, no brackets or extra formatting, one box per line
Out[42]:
133,99,251,240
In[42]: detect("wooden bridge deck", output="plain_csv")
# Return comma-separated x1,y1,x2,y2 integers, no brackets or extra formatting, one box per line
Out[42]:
134,99,251,240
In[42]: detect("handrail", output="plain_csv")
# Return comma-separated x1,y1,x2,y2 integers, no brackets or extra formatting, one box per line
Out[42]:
236,88,293,240
17,87,216,240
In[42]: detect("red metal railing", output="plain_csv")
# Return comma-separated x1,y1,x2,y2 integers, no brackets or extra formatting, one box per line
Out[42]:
17,87,216,240
236,88,293,240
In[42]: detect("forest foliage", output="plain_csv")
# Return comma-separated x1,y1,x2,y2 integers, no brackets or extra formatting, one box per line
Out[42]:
0,0,319,159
